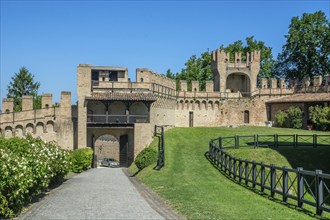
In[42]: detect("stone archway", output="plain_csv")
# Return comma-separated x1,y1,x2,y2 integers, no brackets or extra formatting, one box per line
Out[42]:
94,134,119,164
226,73,251,95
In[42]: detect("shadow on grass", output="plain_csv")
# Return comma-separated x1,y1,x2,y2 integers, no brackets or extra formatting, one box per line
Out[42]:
226,141,330,174
204,151,329,220
130,168,143,177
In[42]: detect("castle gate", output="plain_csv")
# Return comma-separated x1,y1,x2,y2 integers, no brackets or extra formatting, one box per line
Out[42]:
94,134,120,164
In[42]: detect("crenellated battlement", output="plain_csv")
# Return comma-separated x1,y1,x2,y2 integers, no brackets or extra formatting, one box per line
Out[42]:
211,50,261,70
0,91,73,150
1,91,71,115
136,68,176,90
178,77,290,93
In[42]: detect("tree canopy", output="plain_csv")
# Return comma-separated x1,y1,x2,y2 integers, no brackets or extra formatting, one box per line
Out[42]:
275,11,330,80
7,67,41,112
175,51,213,91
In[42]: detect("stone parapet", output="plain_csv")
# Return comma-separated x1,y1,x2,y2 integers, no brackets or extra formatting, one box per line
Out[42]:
2,98,14,113
191,81,199,92
22,95,33,111
313,76,322,86
180,80,187,91
136,68,176,89
41,94,53,109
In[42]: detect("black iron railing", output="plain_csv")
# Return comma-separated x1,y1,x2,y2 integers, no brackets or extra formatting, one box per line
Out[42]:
208,134,330,216
155,125,165,170
87,114,149,124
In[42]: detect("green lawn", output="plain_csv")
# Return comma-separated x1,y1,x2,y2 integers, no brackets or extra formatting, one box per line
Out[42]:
129,126,330,219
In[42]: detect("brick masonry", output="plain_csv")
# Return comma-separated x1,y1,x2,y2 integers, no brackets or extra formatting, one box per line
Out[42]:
1,51,329,161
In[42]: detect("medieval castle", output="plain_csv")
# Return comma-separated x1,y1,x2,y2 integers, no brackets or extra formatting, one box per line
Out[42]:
1,50,329,167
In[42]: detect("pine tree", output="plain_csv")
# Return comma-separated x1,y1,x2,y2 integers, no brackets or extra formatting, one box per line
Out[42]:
7,67,41,111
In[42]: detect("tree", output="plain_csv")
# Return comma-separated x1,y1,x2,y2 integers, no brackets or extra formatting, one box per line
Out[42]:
176,51,213,91
309,105,330,131
275,11,330,80
7,67,41,111
165,69,175,80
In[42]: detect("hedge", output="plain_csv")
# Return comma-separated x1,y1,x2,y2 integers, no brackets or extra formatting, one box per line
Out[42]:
70,148,93,173
135,147,157,170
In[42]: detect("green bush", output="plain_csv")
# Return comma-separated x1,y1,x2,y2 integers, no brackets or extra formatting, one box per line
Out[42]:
275,110,288,127
286,106,303,129
0,137,70,218
70,148,93,173
135,147,157,170
275,107,302,129
309,105,330,131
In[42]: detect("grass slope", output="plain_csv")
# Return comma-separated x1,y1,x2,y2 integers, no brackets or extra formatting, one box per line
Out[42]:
129,127,330,219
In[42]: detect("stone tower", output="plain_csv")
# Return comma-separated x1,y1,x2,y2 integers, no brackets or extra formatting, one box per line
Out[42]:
211,50,260,95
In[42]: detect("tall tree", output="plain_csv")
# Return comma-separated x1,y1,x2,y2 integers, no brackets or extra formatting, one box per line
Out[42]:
275,11,330,80
7,67,41,112
165,69,175,79
177,51,213,91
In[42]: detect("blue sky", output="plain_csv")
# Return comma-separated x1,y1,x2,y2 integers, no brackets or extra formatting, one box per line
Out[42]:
1,0,329,105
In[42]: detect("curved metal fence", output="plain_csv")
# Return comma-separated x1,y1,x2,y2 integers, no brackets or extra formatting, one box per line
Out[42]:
208,134,330,216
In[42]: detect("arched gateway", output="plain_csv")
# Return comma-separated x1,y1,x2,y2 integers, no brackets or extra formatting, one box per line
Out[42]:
94,134,119,162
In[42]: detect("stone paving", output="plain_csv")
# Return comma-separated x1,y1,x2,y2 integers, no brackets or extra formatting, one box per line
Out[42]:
19,168,166,220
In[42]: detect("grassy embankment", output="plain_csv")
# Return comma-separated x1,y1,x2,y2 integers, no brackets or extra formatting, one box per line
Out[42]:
129,126,330,219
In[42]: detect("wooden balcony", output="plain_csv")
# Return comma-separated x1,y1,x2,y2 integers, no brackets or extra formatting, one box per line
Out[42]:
87,114,149,126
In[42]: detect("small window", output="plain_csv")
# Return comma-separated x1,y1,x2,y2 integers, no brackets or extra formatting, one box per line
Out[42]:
91,71,99,81
5,109,10,114
45,104,49,109
244,110,250,123
140,78,144,82
194,88,197,92
102,77,105,81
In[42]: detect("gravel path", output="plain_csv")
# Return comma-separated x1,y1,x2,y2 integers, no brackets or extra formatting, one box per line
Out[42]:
19,168,171,220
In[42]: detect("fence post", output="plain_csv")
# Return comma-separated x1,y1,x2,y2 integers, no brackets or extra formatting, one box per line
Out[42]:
219,137,222,149
316,170,324,216
224,154,228,172
297,167,304,208
260,162,265,192
252,161,257,189
294,134,298,148
209,140,213,158
254,134,258,148
245,159,249,185
233,157,237,180
162,126,165,168
239,159,243,183
313,134,317,148
282,166,288,202
228,155,232,176
235,135,239,148
274,134,278,148
270,164,276,197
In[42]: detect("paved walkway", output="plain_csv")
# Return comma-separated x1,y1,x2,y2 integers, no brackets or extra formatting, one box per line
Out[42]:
19,168,167,220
